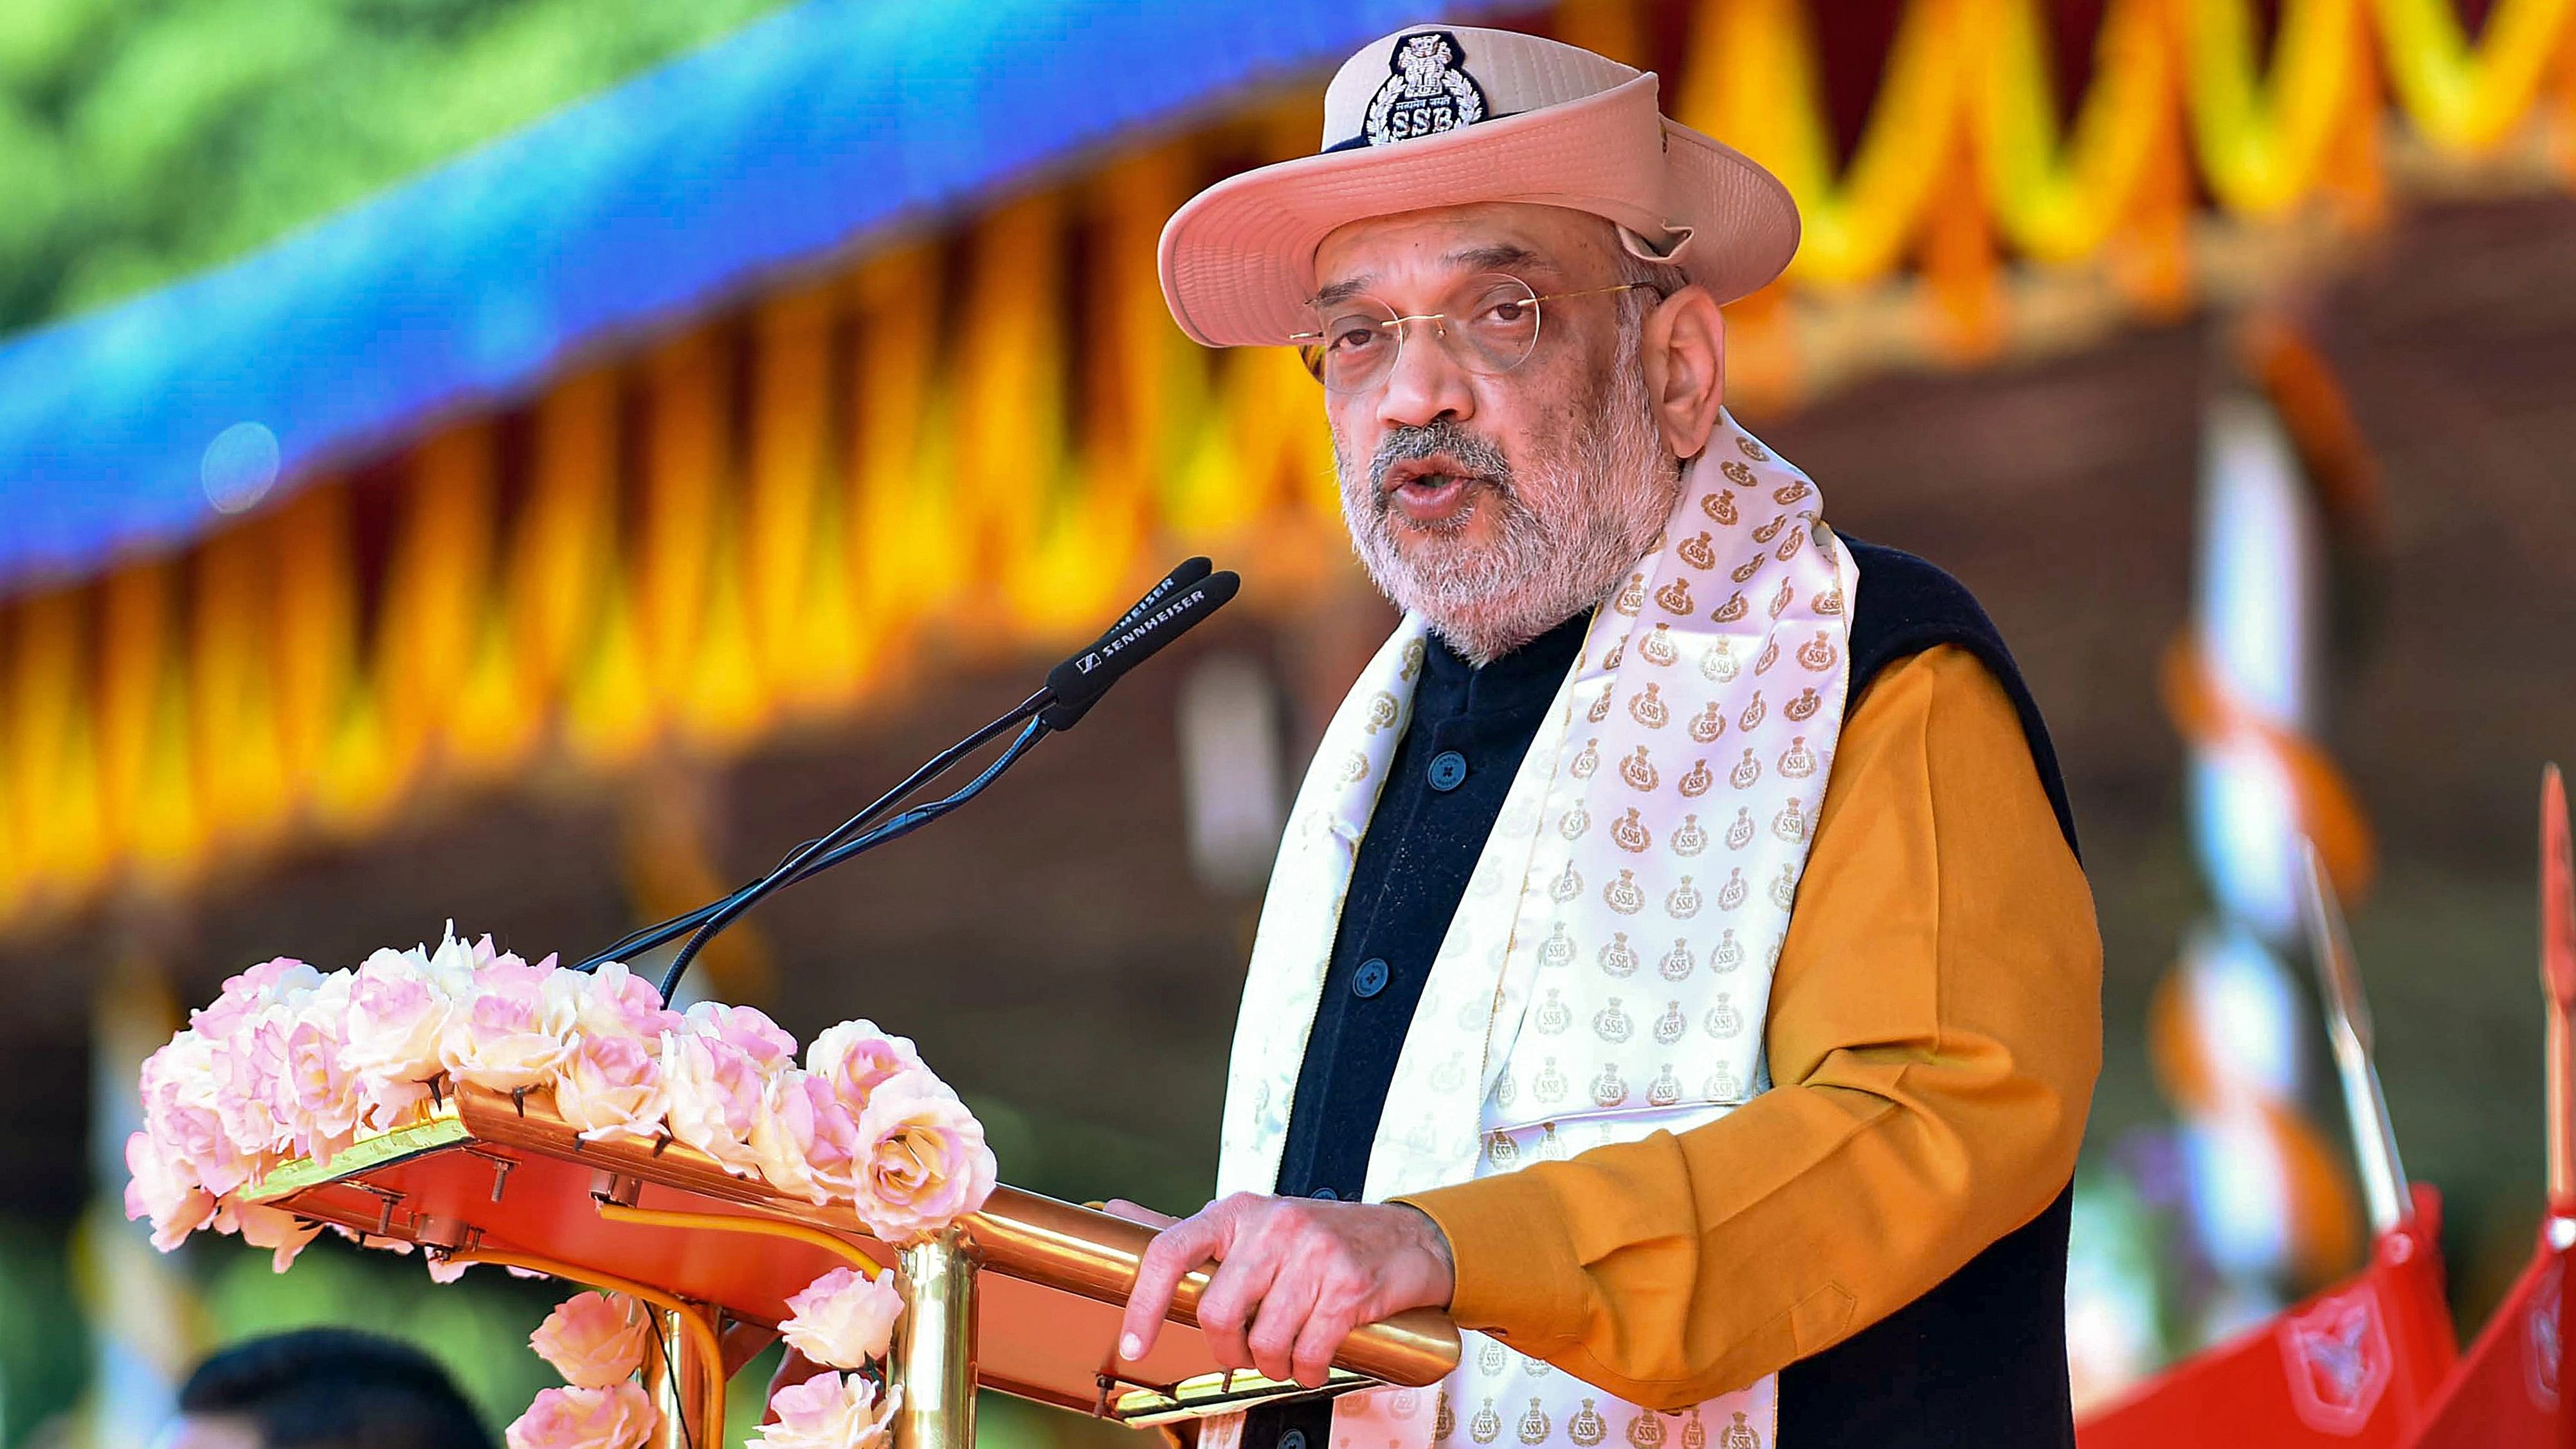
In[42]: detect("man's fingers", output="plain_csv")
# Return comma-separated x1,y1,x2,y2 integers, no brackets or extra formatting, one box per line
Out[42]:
1192,1231,1284,1371
1288,1300,1356,1390
1120,1214,1224,1362
1242,1264,1320,1383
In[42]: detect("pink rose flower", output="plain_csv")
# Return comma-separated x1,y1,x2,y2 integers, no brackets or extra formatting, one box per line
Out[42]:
222,1198,322,1273
278,971,362,1163
781,1266,903,1369
442,957,577,1091
140,1032,256,1199
568,963,683,1045
505,1382,658,1449
660,1027,769,1174
530,1291,651,1388
341,946,457,1124
750,1070,860,1206
123,1130,216,1252
192,957,322,1040
752,1372,900,1449
684,1001,798,1071
805,1021,923,1114
552,1033,667,1144
210,1004,296,1163
848,1070,995,1242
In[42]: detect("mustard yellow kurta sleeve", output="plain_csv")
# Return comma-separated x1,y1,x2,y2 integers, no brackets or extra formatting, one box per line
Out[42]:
1395,644,2103,1409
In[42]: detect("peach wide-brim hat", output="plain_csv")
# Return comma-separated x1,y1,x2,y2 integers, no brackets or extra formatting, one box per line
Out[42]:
1157,24,1800,348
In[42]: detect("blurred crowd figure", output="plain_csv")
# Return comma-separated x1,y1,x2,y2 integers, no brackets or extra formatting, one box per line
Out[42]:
154,1328,493,1449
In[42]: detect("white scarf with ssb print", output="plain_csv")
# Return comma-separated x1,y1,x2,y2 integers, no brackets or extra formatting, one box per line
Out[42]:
1210,414,1858,1449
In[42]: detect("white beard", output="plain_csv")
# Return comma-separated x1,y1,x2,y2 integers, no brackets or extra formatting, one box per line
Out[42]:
1335,343,1680,666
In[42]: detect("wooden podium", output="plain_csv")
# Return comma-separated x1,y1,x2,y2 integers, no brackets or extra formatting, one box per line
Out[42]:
243,1084,1460,1447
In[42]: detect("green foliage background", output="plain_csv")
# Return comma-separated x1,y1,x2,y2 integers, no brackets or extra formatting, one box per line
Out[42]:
0,0,794,340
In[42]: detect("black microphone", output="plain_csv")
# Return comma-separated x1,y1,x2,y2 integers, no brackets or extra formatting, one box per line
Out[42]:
1039,569,1240,731
1095,556,1211,644
618,560,1238,998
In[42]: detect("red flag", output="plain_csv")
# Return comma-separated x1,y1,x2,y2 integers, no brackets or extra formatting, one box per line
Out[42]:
2388,766,2576,1448
2404,1230,2570,1448
2080,1187,2456,1448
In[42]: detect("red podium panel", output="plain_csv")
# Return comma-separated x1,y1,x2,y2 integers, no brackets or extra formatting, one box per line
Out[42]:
246,1084,1458,1437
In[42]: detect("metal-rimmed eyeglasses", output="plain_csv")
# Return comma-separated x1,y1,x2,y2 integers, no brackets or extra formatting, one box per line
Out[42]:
1292,273,1658,395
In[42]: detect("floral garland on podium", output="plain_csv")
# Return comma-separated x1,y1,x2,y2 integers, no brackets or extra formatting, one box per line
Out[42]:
516,1270,905,1449
124,928,996,1448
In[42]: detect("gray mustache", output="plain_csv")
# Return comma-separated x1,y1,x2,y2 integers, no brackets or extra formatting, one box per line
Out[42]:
1368,421,1513,495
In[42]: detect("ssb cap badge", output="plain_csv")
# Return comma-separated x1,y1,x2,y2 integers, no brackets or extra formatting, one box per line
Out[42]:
1366,32,1488,146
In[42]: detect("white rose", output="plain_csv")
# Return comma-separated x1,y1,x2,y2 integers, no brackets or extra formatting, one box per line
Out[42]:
780,1266,904,1369
552,1033,668,1144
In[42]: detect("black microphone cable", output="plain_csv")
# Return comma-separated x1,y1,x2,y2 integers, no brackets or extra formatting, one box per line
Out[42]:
652,714,1051,998
584,560,1219,974
571,688,1046,974
578,556,1237,1001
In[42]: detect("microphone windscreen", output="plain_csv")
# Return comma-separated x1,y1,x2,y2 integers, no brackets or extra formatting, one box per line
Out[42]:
1096,558,1212,646
1040,570,1240,731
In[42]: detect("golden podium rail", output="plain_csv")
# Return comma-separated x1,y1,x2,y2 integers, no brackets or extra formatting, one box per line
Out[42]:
246,1084,1459,1448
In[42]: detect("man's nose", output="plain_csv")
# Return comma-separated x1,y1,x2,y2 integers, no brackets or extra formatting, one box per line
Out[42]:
1375,322,1476,430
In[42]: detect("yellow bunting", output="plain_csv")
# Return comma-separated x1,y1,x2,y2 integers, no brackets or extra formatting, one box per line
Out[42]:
5,0,2575,931
562,571,657,769
272,483,356,822
847,239,947,688
956,191,1074,642
5,587,101,904
1160,95,1334,549
1919,130,2006,362
1968,0,2174,262
646,327,770,752
1682,0,1968,287
745,282,843,711
515,372,621,704
97,562,173,873
2101,76,2197,317
2372,0,2575,153
335,423,498,829
1098,144,1213,500
454,378,617,778
640,329,724,718
192,521,289,851
554,367,657,767
2180,0,2367,216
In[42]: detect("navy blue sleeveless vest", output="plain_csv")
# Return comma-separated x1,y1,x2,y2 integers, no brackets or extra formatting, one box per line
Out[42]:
1258,537,2085,1448
1773,537,2082,1448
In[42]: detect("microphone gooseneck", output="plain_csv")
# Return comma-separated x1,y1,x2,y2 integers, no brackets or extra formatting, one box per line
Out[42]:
591,560,1238,1001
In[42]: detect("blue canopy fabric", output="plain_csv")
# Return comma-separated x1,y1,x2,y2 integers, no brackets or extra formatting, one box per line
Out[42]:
0,0,1509,594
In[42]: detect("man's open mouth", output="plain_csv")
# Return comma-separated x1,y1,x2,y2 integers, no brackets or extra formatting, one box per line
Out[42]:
1380,455,1495,524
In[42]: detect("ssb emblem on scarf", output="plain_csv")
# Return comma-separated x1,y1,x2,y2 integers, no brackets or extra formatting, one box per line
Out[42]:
2276,1286,2393,1433
1365,32,1488,146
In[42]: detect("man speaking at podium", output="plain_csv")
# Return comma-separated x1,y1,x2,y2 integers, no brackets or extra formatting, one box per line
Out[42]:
1115,25,2101,1449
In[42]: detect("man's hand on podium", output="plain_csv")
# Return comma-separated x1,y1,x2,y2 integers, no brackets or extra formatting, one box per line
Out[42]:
1111,1194,1458,1390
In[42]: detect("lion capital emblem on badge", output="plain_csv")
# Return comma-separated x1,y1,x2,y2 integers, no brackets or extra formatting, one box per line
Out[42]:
1366,32,1488,146
2278,1286,2393,1434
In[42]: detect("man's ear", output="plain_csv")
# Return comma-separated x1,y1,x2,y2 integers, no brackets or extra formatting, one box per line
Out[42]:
1637,284,1725,459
